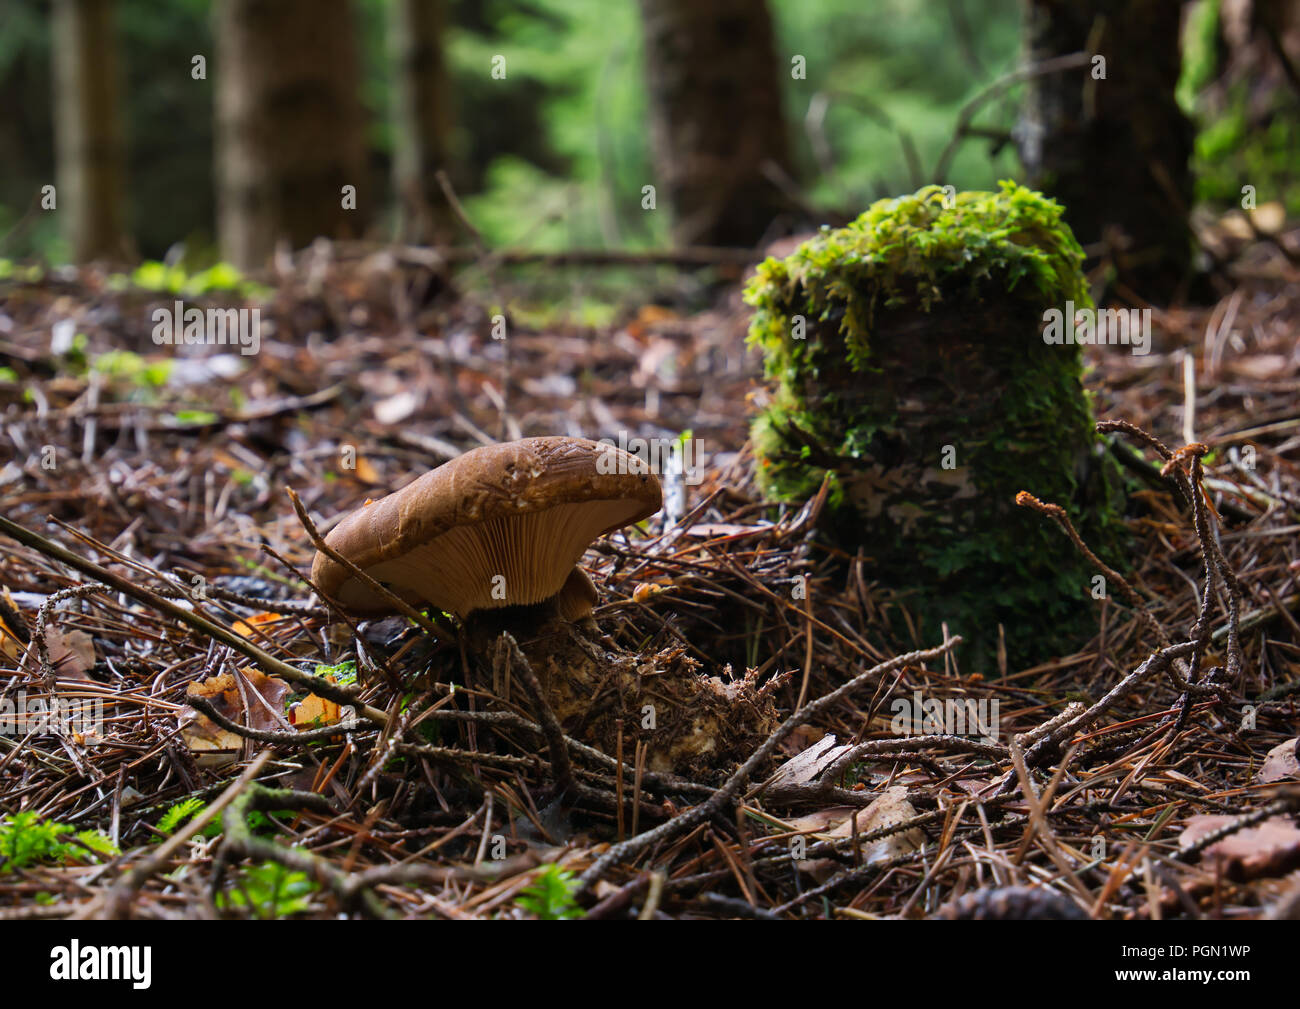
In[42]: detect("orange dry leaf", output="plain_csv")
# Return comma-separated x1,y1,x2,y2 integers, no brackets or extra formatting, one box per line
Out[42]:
178,667,291,765
625,304,680,340
0,605,27,665
0,633,20,666
289,693,343,728
352,454,381,485
632,582,662,604
231,611,281,638
288,664,354,730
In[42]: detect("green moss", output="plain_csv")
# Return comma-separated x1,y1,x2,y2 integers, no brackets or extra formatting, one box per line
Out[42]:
746,181,1091,386
746,182,1126,669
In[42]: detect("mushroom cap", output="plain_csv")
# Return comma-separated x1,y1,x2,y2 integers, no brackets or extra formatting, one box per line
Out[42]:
311,436,661,617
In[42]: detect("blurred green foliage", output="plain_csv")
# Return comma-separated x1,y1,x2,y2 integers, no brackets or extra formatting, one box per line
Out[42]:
1177,0,1300,215
0,0,1289,264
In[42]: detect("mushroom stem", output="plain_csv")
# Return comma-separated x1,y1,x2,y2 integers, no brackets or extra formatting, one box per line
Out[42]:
553,566,599,625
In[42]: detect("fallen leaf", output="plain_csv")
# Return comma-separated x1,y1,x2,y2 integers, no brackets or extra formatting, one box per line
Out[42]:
16,626,96,680
853,786,925,863
789,788,924,853
289,693,343,728
231,611,281,638
768,733,850,790
625,304,680,340
0,590,28,664
790,787,925,882
1258,739,1300,784
178,667,291,765
632,582,662,604
635,304,679,325
287,664,355,730
352,454,382,484
1,593,96,679
46,629,96,680
373,390,418,425
777,723,826,758
1179,815,1300,880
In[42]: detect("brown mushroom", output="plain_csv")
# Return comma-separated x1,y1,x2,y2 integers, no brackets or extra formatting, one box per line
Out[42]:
311,436,659,619
311,436,780,778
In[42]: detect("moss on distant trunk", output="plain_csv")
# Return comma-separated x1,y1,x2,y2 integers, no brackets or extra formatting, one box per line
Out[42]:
746,182,1127,669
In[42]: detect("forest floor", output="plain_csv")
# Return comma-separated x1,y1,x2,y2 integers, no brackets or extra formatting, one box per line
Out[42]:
0,225,1298,920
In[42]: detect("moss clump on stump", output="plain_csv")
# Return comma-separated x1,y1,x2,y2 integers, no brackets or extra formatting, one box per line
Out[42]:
746,182,1126,668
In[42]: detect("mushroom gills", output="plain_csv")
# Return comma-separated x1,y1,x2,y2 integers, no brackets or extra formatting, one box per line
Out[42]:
342,498,640,616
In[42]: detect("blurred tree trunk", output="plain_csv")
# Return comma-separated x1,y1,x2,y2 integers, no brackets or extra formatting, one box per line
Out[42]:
215,0,367,270
52,0,129,263
390,0,453,245
1019,0,1193,302
637,0,793,247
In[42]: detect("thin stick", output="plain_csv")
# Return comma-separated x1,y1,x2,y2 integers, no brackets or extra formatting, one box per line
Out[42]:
0,512,387,724
796,578,814,710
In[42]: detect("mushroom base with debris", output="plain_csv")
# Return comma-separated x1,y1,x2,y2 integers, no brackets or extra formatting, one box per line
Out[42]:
465,599,786,778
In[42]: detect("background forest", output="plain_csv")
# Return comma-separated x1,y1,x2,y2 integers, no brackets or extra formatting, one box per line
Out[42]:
1,0,1295,273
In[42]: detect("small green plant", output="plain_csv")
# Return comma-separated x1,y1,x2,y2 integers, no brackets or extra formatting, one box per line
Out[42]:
121,259,269,298
157,799,289,840
131,260,189,293
217,861,318,918
170,409,219,426
0,811,118,871
516,864,584,920
59,331,89,373
156,798,206,837
91,349,173,389
313,659,357,686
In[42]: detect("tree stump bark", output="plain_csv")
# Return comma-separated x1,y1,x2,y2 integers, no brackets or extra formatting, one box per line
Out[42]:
747,183,1127,669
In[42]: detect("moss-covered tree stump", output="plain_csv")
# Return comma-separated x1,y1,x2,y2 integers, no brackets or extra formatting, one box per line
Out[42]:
746,182,1126,668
